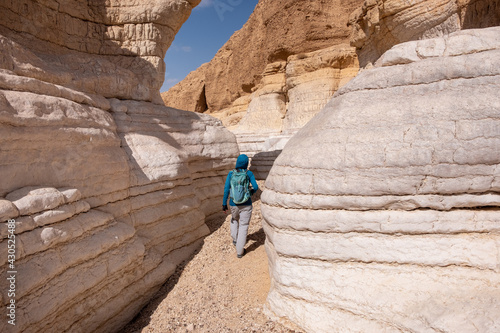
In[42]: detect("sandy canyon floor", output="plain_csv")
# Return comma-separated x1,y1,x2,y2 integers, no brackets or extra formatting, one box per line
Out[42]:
123,183,303,333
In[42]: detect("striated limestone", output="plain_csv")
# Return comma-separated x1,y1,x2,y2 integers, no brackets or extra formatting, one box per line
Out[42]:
235,61,287,136
208,94,253,130
282,45,359,133
0,0,239,332
0,0,203,103
222,46,359,180
349,0,500,66
261,27,500,333
234,45,360,136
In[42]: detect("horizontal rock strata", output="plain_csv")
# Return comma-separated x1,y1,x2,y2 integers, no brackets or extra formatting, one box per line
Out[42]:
232,45,359,179
0,0,239,332
261,27,500,333
0,78,237,333
0,0,201,103
349,0,500,66
234,45,359,136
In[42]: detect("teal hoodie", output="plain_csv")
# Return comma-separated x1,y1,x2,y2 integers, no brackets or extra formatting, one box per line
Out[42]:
223,154,259,206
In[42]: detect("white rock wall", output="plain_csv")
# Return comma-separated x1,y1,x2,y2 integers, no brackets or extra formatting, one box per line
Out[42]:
0,73,237,333
0,0,239,332
262,27,500,333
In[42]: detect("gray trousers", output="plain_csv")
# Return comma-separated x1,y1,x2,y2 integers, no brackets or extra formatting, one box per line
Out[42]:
230,205,253,256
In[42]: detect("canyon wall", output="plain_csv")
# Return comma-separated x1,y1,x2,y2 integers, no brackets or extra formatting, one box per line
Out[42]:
162,0,364,178
0,0,238,332
261,27,500,332
163,0,363,112
349,0,500,66
165,0,500,180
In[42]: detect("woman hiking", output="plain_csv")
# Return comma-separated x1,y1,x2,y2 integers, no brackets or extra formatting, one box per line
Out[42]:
222,154,259,258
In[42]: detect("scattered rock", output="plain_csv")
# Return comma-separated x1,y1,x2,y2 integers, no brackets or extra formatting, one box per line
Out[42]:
6,187,65,216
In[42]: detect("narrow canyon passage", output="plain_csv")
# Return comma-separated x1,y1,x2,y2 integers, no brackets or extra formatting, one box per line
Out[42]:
123,183,303,333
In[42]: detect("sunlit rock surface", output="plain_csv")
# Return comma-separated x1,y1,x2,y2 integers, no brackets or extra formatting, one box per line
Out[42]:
262,27,500,333
349,0,500,66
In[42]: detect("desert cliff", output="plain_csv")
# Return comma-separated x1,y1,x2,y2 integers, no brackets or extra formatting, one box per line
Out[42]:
162,0,364,178
0,0,499,332
163,0,500,180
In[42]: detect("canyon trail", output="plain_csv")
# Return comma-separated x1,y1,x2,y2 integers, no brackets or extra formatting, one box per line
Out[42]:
123,183,303,333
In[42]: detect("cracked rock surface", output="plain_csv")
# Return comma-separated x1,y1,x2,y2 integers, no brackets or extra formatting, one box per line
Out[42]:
261,27,500,333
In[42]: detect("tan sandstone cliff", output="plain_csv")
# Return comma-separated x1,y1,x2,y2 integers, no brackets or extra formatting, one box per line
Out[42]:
0,1,238,332
163,0,363,112
162,0,364,178
262,26,500,333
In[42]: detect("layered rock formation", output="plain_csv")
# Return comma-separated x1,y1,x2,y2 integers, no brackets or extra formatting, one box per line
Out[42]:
162,0,363,178
163,0,363,112
236,45,359,179
262,27,500,332
0,1,238,332
349,0,500,66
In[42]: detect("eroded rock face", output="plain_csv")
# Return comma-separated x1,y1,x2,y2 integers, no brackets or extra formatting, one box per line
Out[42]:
261,27,500,332
162,0,363,179
231,45,359,179
1,0,203,103
0,0,238,332
349,0,500,66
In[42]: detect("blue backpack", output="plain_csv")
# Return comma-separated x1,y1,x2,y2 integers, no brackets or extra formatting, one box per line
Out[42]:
230,169,251,204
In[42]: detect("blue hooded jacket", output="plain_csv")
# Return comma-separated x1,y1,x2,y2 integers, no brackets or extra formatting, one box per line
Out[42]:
223,154,258,206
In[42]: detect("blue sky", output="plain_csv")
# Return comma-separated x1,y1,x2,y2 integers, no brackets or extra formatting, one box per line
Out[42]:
161,0,259,93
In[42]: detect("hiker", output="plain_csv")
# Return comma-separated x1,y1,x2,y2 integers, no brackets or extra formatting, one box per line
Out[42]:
222,154,259,258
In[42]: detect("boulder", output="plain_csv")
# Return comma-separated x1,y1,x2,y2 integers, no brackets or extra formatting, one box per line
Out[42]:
6,187,66,216
261,27,500,333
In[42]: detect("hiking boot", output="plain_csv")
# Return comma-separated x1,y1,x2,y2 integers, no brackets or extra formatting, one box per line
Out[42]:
237,249,246,258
